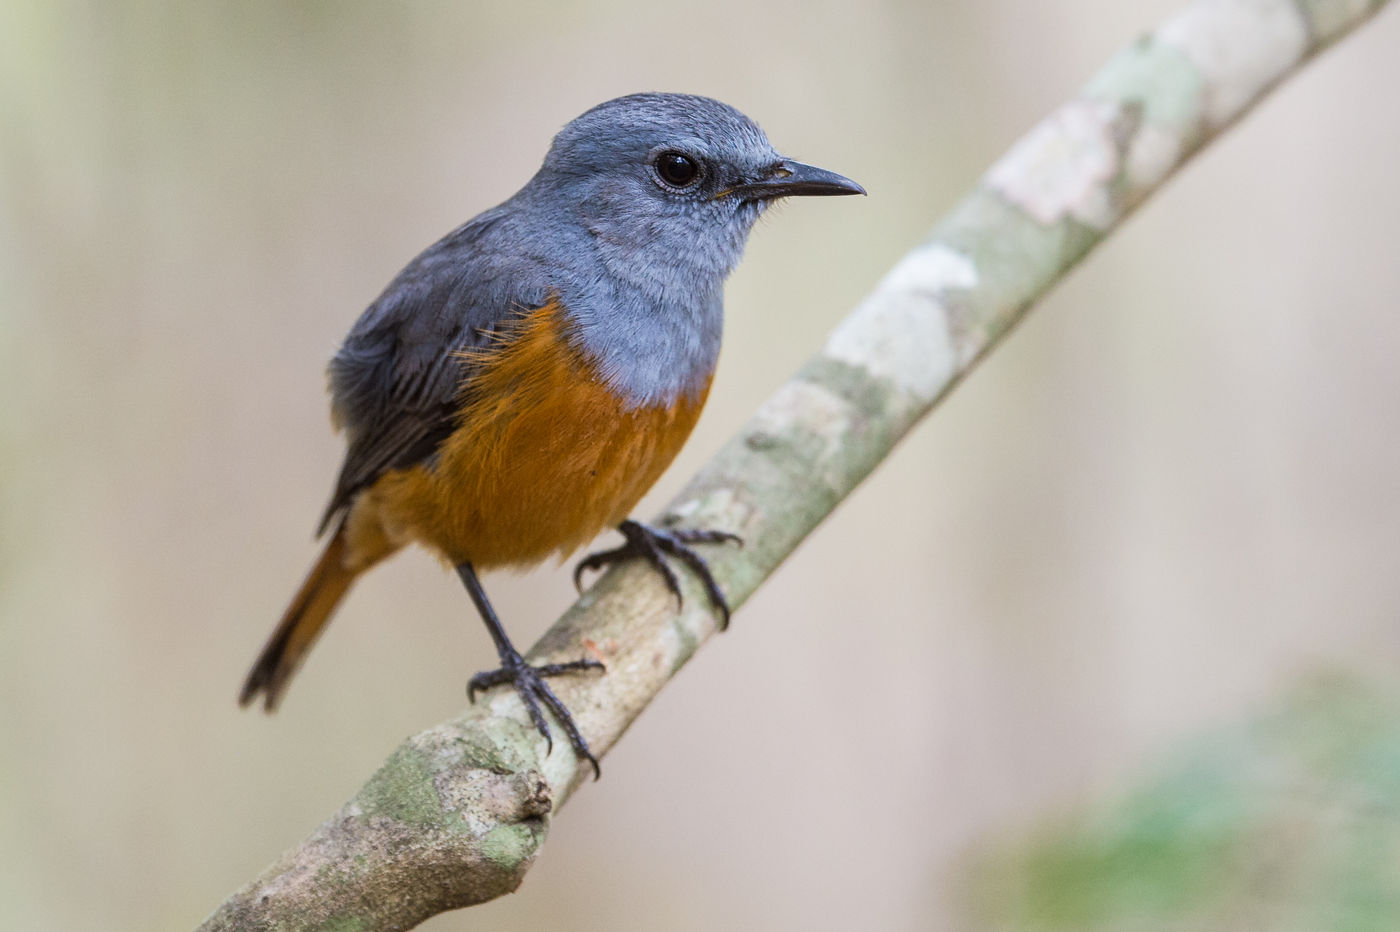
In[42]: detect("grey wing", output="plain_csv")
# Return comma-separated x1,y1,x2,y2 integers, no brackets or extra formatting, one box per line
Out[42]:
315,211,547,535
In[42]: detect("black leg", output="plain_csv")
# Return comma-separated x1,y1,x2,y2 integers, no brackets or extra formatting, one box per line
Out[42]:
573,520,742,629
456,563,605,779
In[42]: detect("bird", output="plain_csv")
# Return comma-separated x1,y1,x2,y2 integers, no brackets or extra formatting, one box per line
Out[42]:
238,93,863,776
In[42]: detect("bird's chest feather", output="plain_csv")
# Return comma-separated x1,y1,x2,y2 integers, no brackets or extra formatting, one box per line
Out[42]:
364,301,709,567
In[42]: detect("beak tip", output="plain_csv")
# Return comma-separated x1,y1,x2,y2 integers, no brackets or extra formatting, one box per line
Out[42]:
820,177,866,198
732,159,866,200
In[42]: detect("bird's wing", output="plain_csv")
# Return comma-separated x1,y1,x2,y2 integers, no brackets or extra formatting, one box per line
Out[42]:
315,210,547,535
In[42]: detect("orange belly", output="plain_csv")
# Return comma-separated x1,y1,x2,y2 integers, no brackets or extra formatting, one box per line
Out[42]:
344,300,709,569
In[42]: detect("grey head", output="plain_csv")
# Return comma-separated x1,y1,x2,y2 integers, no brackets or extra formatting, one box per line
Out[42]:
514,93,864,407
525,93,862,292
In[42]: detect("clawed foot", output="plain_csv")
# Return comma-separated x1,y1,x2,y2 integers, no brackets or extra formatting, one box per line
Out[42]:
574,519,742,629
468,649,605,779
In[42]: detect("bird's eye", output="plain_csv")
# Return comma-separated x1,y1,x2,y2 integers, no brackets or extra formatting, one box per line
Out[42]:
653,151,701,188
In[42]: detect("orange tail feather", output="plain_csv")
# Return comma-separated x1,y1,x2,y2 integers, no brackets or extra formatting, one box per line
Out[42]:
240,524,357,712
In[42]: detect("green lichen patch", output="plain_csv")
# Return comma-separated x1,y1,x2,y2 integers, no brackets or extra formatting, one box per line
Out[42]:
479,822,543,873
800,356,904,427
1294,0,1388,46
1084,35,1205,137
356,745,445,829
935,189,1102,346
439,715,541,775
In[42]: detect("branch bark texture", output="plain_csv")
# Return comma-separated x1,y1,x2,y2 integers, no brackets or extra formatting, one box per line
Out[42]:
200,1,1392,928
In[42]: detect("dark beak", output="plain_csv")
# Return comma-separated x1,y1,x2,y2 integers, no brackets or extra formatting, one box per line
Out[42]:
724,158,866,200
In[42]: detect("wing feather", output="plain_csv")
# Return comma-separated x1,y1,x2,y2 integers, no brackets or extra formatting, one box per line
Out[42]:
315,207,546,534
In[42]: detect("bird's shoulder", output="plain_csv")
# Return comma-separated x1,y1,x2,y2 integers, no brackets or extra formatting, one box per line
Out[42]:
317,202,569,532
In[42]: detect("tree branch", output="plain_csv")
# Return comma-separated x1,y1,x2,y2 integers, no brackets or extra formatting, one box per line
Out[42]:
199,1,1393,928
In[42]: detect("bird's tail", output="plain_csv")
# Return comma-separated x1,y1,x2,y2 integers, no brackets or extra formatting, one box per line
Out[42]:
239,522,357,712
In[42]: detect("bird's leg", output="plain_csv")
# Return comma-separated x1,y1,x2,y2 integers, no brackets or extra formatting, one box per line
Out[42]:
573,520,742,629
456,563,605,779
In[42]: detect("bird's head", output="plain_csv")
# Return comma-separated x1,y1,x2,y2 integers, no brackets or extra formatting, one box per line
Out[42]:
529,93,863,293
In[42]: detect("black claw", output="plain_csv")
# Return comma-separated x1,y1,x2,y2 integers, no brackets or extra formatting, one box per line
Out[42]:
531,674,601,779
573,546,627,593
466,650,604,779
649,546,685,607
466,666,517,703
458,563,604,779
572,520,741,629
535,659,606,677
671,528,744,548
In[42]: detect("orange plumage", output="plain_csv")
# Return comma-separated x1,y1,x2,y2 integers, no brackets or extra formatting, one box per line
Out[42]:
240,300,707,708
349,299,709,569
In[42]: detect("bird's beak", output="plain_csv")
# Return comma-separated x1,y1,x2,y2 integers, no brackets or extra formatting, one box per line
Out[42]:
722,159,866,200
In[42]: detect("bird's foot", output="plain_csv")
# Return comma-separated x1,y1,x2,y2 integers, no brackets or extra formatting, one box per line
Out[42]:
468,649,605,779
573,519,742,629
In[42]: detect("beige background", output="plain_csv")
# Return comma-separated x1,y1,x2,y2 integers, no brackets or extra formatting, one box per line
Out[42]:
3,2,1400,929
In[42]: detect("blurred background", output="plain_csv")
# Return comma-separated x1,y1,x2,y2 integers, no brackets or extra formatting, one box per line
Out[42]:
4,1,1400,929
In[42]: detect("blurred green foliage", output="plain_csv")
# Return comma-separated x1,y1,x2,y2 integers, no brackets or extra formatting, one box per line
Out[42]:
969,674,1400,931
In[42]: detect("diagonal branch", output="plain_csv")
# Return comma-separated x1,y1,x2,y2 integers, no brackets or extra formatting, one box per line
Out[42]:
198,1,1393,928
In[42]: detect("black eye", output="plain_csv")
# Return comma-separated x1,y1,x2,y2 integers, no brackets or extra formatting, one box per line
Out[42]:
654,151,700,188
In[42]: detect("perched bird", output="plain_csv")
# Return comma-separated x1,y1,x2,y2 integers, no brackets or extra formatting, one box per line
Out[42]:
239,93,863,775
